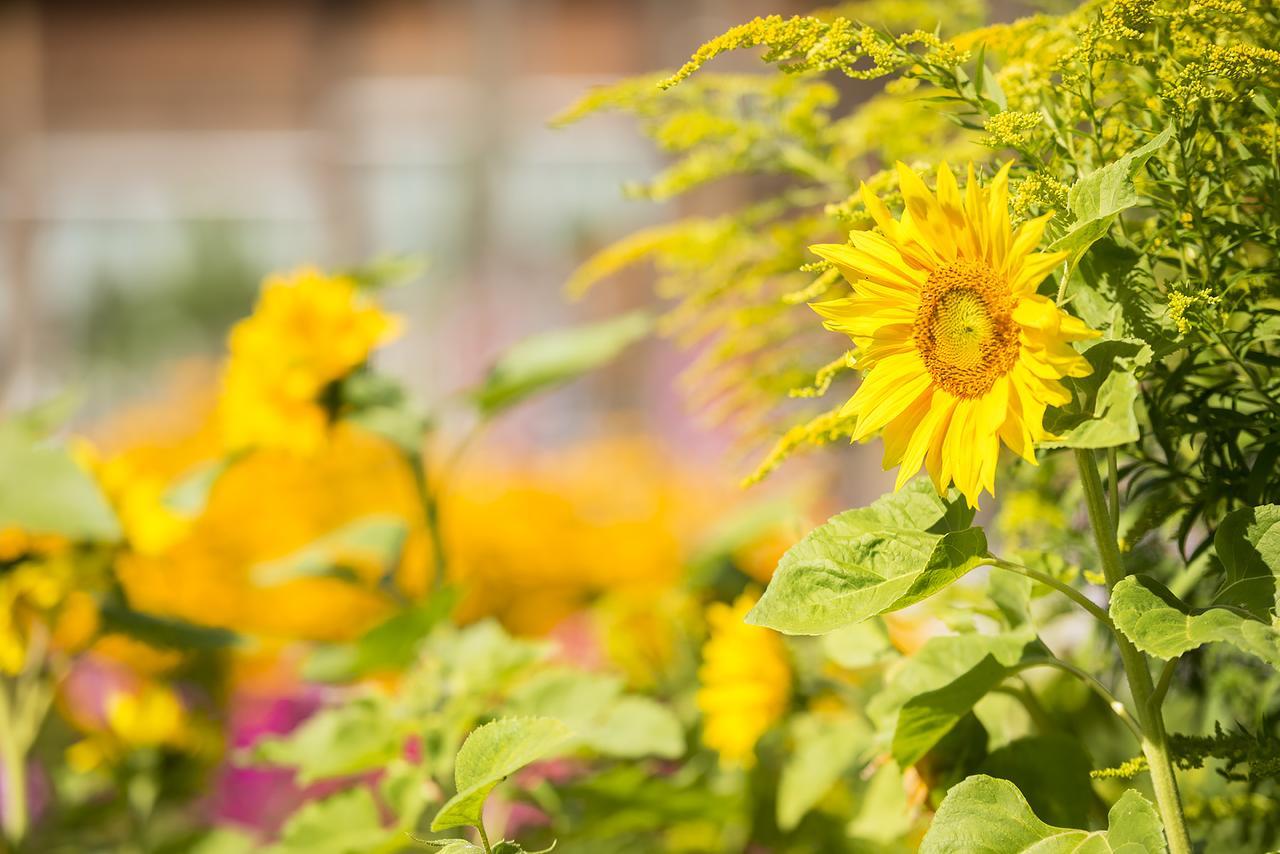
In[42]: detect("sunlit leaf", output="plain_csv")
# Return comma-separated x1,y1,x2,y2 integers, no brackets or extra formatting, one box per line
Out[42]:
867,631,1051,767
250,697,402,785
1112,575,1280,666
472,312,652,416
1049,125,1174,270
431,717,573,832
922,775,1165,853
747,480,989,635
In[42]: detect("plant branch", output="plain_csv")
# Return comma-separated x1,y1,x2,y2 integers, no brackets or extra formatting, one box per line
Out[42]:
1075,448,1192,854
1014,658,1143,744
989,558,1113,627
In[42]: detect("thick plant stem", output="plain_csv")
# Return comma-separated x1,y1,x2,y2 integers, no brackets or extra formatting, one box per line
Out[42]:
1075,449,1191,854
0,686,28,847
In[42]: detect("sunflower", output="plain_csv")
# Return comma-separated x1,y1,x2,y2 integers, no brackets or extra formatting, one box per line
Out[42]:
811,162,1098,507
696,592,791,767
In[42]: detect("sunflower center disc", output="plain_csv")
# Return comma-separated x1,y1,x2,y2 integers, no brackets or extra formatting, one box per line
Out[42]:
914,260,1020,398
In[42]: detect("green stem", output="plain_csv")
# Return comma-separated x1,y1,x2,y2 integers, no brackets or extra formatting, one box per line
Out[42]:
989,558,1113,627
1075,449,1191,854
409,451,448,593
476,821,494,854
1019,658,1143,744
0,683,28,847
1107,448,1120,537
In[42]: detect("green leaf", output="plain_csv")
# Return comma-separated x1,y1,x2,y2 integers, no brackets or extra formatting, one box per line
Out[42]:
980,735,1094,829
268,787,394,854
988,569,1033,629
1111,575,1280,666
0,427,120,541
1213,505,1280,620
508,669,682,759
431,717,573,832
584,697,684,759
922,775,1166,853
347,404,430,457
846,760,913,844
746,480,989,635
99,600,239,650
820,620,892,669
250,697,402,785
425,843,486,854
340,254,427,291
163,456,237,515
303,588,458,682
1049,125,1174,270
887,633,1051,767
187,828,260,854
6,391,84,439
777,711,871,831
1043,338,1151,449
472,312,652,416
251,515,407,586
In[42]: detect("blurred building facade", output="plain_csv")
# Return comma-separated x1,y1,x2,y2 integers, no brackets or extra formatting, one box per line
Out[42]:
0,0,803,423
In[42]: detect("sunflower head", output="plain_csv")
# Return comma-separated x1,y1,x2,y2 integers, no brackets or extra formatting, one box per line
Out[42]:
811,162,1099,507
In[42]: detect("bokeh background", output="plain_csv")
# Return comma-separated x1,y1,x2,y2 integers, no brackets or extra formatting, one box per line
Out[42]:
0,0,1030,487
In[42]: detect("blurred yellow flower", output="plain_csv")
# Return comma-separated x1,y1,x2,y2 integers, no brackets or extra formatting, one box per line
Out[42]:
0,544,79,674
696,592,790,767
117,423,422,642
105,683,185,747
811,162,1098,507
74,441,192,556
445,437,718,635
219,267,399,454
66,682,200,774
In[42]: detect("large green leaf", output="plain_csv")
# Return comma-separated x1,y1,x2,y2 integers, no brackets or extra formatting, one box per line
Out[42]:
1111,575,1280,666
1212,504,1280,620
249,697,402,785
980,735,1094,829
777,711,871,831
1048,126,1174,270
431,717,573,832
746,480,989,635
922,775,1166,853
0,427,120,541
872,632,1051,767
1043,338,1151,449
472,312,652,416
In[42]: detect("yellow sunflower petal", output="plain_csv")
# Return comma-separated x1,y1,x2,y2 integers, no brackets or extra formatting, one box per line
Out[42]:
847,352,933,441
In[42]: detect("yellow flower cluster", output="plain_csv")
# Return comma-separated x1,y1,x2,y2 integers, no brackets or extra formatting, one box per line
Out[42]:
981,110,1043,149
1011,172,1071,221
1167,288,1222,335
659,15,966,90
696,592,791,767
219,268,399,455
